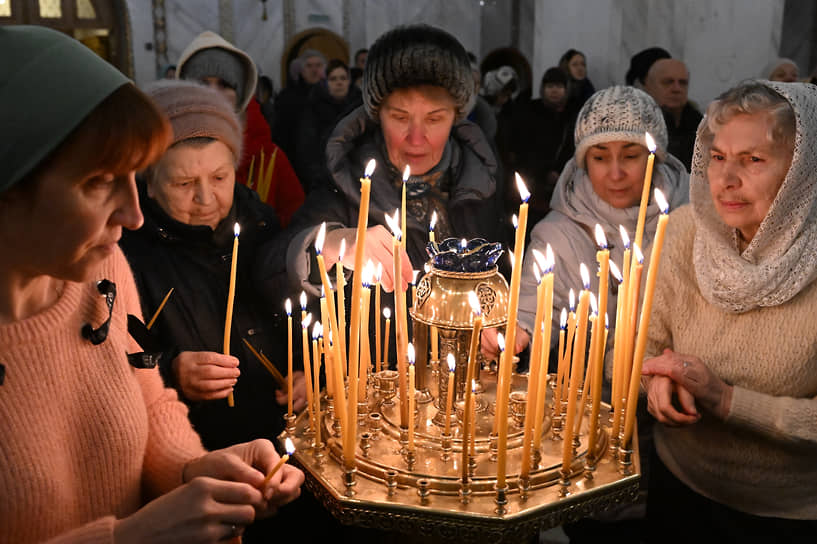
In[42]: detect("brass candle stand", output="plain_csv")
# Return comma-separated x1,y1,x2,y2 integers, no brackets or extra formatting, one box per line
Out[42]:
280,263,640,541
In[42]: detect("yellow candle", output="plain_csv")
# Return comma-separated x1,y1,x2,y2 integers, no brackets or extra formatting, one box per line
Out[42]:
408,343,416,451
462,292,482,482
375,262,382,371
401,165,409,251
608,261,626,440
532,247,554,454
319,293,334,397
312,322,322,446
444,353,456,436
224,223,240,407
337,238,348,374
381,308,391,373
300,314,314,432
575,306,597,436
329,331,349,466
496,173,530,489
359,263,373,399
386,211,409,428
285,299,293,417
623,243,644,414
520,258,546,480
146,287,173,330
261,438,295,486
588,226,610,454
554,308,567,422
560,290,577,411
314,223,342,388
343,160,375,468
431,326,439,362
634,132,657,251
622,190,669,449
561,264,591,475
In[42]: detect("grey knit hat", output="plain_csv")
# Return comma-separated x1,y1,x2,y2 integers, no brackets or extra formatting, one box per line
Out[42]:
0,25,129,194
144,80,242,165
573,85,668,169
363,24,474,122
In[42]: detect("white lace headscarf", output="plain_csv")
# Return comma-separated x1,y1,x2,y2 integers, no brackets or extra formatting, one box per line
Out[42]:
691,81,817,313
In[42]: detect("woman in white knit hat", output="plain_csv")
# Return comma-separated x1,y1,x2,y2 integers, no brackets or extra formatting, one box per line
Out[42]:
483,85,689,360
642,81,817,541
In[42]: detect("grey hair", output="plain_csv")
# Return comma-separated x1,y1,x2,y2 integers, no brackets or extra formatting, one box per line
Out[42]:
701,81,795,151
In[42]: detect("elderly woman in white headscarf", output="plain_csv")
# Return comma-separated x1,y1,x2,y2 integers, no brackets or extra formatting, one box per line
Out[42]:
642,80,817,541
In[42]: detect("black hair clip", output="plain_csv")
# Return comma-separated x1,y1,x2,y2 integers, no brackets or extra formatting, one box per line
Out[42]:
81,279,116,345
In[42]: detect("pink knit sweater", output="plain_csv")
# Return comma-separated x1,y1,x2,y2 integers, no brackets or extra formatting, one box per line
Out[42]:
0,247,206,542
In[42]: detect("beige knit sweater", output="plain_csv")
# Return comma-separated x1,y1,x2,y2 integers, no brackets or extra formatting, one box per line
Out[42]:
647,205,817,519
0,247,206,542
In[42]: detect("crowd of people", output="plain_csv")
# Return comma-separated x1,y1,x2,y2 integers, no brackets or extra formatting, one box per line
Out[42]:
1,19,816,543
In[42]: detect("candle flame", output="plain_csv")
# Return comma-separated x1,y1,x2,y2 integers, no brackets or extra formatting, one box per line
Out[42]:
447,352,456,372
508,250,514,265
407,342,415,365
320,285,325,298
472,379,477,393
234,222,240,236
376,262,383,282
460,238,468,249
301,313,312,329
546,244,555,273
594,224,608,249
412,270,419,284
569,288,576,311
312,321,322,339
589,292,598,315
497,332,505,352
512,214,518,229
605,313,610,328
402,164,411,182
532,248,547,276
430,210,437,231
633,243,644,264
315,222,326,254
620,225,630,249
515,172,531,202
609,260,623,283
300,291,307,310
654,188,669,214
645,132,656,153
468,291,481,316
339,238,346,262
285,298,292,316
560,308,567,329
423,263,431,274
364,159,376,178
328,329,333,344
383,307,391,319
580,263,590,289
284,437,295,455
532,261,541,284
384,211,402,240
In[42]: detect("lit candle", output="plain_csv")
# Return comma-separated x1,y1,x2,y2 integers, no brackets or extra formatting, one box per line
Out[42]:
561,264,591,475
609,261,626,440
300,313,314,432
319,290,334,397
623,243,644,411
262,437,295,486
462,291,482,482
588,226,609,454
520,257,546,480
444,353,456,436
359,262,373,399
315,223,342,385
381,307,391,373
496,173,530,489
285,299,293,417
312,321,322,446
385,211,409,428
375,262,382,371
554,307,568,422
622,189,669,449
224,223,240,407
146,287,173,330
401,165,409,251
634,132,657,251
429,210,437,243
407,343,416,451
344,159,375,468
561,289,578,412
579,293,599,439
532,246,555,455
337,237,348,371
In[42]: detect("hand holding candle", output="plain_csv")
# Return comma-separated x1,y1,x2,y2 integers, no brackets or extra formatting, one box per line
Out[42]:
262,437,295,486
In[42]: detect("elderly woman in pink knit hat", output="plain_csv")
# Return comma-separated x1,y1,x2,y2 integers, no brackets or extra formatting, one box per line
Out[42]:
0,26,302,543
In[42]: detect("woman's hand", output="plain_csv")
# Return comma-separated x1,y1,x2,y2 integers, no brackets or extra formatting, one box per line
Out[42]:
274,370,307,412
323,226,413,292
642,348,734,423
184,439,304,517
480,326,530,361
172,351,239,402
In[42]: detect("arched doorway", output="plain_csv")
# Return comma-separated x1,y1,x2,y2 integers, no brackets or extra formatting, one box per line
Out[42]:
0,0,133,77
281,27,349,87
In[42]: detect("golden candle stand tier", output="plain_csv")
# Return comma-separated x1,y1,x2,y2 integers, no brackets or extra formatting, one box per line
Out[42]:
279,368,640,542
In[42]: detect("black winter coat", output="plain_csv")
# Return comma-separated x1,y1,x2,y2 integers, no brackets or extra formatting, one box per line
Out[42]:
120,183,296,451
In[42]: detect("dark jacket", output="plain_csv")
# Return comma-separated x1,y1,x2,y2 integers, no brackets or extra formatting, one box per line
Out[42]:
295,83,363,194
271,79,318,164
665,102,703,171
120,183,295,451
